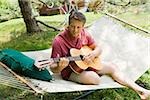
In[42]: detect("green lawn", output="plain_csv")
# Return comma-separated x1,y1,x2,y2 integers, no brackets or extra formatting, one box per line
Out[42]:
0,12,150,100
118,12,150,31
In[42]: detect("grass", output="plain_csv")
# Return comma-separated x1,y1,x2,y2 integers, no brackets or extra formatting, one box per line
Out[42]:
118,12,150,31
0,12,150,100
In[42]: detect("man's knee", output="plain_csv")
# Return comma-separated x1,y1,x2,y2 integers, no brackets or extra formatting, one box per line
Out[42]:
107,63,118,74
82,71,100,85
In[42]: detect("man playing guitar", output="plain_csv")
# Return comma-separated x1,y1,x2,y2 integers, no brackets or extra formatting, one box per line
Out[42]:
37,11,150,99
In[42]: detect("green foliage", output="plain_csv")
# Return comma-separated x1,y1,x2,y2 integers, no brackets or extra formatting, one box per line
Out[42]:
0,0,21,22
0,0,149,23
44,0,63,7
130,0,148,5
106,0,148,5
104,0,149,15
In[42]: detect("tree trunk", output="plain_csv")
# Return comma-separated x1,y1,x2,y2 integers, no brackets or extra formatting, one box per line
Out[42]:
18,0,41,33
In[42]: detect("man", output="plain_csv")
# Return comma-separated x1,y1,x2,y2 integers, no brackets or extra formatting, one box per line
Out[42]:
38,11,150,99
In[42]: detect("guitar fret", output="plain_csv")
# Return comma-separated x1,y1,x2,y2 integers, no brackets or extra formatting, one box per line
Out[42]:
68,57,73,61
52,56,82,62
69,56,82,61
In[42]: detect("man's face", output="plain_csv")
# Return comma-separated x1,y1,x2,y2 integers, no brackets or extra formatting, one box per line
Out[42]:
68,19,84,37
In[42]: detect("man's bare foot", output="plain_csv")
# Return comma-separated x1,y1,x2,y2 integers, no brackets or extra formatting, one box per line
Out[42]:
138,90,150,100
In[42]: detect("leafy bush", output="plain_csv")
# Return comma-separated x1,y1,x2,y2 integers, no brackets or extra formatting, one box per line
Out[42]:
0,0,21,22
104,0,149,14
42,0,63,7
130,0,148,5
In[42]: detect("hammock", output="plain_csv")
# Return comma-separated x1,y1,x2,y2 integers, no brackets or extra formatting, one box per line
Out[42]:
0,63,32,91
0,15,149,96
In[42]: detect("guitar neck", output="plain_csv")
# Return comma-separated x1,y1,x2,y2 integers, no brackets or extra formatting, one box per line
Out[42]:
38,55,83,63
53,55,83,63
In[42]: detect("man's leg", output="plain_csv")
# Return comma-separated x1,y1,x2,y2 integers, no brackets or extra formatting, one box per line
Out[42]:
97,62,150,100
68,71,100,85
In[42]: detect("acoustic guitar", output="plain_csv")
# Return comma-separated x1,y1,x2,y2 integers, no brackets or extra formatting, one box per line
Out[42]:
36,46,102,74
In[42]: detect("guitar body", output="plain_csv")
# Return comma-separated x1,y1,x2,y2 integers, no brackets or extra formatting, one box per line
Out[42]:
70,46,102,74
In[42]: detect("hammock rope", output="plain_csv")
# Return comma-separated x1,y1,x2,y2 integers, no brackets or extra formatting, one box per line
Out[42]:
103,12,150,34
0,64,33,91
0,62,43,94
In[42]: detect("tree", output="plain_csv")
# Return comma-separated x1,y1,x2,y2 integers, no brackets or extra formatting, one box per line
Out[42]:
18,0,41,34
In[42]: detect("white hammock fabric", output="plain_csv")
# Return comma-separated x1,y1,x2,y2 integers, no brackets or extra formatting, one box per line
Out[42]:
22,16,149,93
23,49,123,93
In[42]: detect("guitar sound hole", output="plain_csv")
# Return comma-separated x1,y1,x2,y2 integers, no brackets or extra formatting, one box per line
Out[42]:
80,55,84,60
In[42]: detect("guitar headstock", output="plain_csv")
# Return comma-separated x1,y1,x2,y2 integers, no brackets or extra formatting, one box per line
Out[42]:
34,57,54,70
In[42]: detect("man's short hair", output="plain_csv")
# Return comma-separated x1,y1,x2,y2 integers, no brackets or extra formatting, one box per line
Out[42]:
69,11,86,25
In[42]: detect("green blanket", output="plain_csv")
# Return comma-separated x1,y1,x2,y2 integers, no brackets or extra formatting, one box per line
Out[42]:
0,49,52,81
